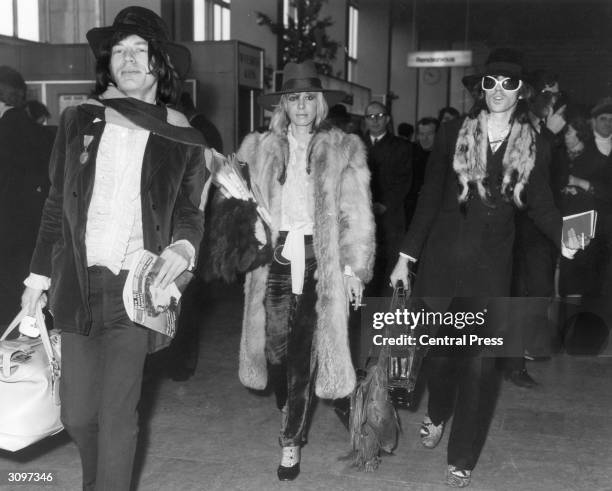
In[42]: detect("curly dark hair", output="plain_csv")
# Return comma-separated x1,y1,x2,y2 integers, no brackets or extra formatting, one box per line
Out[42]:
93,32,180,104
565,113,593,146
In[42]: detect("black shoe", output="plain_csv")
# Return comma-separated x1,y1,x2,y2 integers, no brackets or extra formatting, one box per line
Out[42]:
389,386,412,409
277,463,300,481
505,369,537,388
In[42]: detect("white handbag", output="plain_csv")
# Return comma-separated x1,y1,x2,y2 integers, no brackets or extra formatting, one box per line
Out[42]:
0,302,63,452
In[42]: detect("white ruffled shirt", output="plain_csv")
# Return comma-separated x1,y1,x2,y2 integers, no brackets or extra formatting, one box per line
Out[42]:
280,129,314,294
86,123,148,273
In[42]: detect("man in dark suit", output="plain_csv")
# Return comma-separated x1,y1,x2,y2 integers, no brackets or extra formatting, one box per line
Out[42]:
507,71,566,388
406,117,439,228
363,101,412,295
0,66,55,326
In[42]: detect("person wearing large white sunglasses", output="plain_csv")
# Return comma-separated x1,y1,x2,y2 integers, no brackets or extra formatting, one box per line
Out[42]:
389,48,579,488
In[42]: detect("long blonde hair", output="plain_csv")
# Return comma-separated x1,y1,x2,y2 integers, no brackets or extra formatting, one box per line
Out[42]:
269,92,328,136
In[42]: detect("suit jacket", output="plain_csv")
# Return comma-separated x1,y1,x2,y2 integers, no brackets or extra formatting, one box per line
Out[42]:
0,107,55,243
401,117,561,299
364,132,412,240
30,103,206,352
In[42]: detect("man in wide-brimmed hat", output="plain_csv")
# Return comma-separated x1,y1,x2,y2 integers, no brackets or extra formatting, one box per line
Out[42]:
21,7,207,489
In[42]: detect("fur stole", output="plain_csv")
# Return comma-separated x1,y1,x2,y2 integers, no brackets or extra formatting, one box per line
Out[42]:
453,110,536,206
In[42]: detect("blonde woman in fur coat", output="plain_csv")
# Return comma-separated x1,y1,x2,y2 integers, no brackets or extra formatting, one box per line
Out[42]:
390,48,579,488
207,60,374,481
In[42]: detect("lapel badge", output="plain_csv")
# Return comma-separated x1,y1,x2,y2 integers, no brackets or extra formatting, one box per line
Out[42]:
80,135,94,165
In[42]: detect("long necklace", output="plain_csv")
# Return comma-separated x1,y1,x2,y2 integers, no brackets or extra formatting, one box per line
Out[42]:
488,123,511,151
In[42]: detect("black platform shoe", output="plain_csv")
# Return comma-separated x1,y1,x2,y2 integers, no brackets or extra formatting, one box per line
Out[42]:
277,463,300,481
277,446,300,481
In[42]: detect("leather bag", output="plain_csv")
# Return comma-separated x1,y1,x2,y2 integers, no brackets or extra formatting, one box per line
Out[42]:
0,303,62,452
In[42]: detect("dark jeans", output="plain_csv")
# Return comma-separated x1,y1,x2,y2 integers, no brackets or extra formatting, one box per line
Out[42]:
60,267,149,491
265,257,317,447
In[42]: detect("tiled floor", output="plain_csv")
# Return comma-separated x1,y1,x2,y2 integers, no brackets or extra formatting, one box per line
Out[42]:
2,284,612,490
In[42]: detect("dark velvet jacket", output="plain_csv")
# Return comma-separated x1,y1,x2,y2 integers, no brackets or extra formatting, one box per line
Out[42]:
401,117,562,299
30,104,206,352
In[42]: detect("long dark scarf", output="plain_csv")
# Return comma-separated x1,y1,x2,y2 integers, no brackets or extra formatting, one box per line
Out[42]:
83,87,206,146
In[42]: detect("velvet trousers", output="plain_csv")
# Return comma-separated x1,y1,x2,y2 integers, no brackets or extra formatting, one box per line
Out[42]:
265,257,318,448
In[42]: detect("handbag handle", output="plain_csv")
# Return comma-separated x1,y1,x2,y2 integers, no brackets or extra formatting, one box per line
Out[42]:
1,301,59,380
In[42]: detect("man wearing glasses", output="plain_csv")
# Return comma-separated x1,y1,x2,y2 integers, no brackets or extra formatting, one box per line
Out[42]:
363,101,412,295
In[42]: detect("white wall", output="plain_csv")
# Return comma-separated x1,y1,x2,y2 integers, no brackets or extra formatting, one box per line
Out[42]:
319,0,346,78
231,0,277,73
103,0,161,25
355,0,390,101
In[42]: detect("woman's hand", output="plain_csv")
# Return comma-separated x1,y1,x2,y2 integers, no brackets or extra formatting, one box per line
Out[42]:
389,256,410,289
254,217,267,248
154,243,191,290
21,287,46,315
344,275,364,311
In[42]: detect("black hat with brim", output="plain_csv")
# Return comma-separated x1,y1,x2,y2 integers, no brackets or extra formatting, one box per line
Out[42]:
86,6,191,79
461,48,525,91
257,60,346,111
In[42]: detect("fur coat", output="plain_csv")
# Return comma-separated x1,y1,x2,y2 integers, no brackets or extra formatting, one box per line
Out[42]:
236,127,375,399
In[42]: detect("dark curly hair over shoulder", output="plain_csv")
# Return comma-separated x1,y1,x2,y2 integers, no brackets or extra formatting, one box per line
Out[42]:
94,32,180,104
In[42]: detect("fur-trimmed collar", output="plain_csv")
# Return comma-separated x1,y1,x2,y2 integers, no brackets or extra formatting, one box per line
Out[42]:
453,111,536,206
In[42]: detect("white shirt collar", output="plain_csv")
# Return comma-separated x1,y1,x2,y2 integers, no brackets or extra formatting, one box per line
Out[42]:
370,132,386,144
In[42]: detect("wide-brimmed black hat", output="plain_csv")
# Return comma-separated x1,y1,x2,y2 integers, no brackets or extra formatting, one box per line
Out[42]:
86,6,191,79
258,60,346,110
461,48,525,90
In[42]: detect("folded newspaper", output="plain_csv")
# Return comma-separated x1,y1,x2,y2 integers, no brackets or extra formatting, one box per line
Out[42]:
123,250,182,338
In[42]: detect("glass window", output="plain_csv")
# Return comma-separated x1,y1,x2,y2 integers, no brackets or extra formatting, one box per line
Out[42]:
195,0,230,41
0,0,14,37
194,0,206,41
347,4,358,82
283,0,298,28
17,0,38,41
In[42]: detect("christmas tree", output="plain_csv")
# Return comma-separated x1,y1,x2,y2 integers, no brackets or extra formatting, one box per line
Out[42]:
256,0,339,76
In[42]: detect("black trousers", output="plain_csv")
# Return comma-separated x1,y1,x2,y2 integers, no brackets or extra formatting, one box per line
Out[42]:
507,225,557,370
426,355,499,470
265,257,317,447
60,267,149,491
425,298,501,471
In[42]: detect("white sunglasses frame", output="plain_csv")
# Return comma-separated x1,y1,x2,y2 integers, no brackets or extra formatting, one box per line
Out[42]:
481,75,523,92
